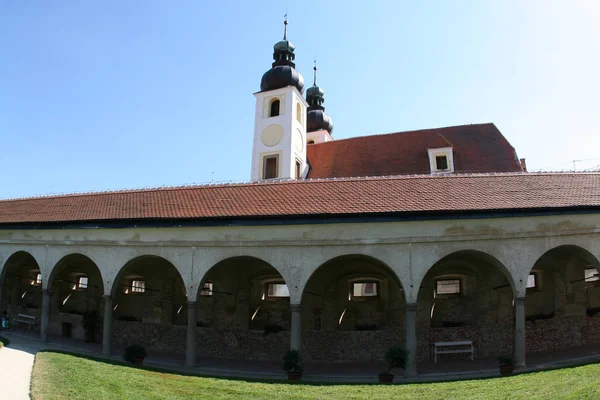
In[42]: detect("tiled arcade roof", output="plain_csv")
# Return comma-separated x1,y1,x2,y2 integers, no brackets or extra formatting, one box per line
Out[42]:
306,123,524,178
0,173,599,225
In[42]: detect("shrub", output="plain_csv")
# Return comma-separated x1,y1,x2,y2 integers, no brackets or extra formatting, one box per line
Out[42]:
383,345,408,374
123,344,148,362
0,335,9,348
283,349,303,373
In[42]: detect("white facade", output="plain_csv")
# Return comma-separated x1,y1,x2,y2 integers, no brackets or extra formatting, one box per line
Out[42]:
251,85,309,181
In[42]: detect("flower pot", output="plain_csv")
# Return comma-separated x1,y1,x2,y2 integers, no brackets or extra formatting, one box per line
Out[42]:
499,364,514,376
132,357,145,366
287,372,302,381
378,373,394,383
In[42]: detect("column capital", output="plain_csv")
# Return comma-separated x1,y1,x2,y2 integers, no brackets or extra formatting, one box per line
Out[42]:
290,304,302,312
406,303,418,312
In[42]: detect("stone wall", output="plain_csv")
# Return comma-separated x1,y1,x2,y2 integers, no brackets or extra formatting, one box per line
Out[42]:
304,329,404,362
112,320,289,360
526,315,600,352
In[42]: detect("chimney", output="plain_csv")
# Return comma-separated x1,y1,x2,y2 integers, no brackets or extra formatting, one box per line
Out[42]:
520,158,527,172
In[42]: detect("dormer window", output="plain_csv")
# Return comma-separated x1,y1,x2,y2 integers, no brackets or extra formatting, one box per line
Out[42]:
436,155,448,170
428,147,454,174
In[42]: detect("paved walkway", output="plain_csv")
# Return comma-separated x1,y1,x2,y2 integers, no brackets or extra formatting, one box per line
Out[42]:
0,335,43,400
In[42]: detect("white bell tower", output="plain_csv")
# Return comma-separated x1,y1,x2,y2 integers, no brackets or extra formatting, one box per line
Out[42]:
251,19,308,181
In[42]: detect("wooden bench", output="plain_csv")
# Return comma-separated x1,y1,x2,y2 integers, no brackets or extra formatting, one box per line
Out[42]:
433,340,474,363
13,313,36,330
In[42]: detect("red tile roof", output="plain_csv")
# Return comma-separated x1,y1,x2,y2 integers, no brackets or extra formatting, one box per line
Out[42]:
0,173,599,225
306,123,524,178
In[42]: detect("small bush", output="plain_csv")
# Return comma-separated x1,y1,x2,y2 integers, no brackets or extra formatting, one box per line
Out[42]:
384,346,408,374
0,335,9,348
123,344,147,362
283,349,303,373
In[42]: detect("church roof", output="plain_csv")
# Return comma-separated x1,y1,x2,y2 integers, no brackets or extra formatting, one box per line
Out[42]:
306,123,523,178
0,172,599,226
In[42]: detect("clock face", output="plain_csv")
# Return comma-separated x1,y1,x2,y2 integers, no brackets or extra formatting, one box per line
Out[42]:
295,129,304,152
261,124,284,147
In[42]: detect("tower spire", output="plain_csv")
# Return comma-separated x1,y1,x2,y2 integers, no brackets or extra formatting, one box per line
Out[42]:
283,13,288,40
313,59,317,86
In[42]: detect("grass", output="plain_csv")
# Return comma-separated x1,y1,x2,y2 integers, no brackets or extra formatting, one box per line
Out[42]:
31,351,600,400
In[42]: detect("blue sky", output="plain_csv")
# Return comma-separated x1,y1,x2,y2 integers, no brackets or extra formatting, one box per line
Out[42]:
1,1,599,199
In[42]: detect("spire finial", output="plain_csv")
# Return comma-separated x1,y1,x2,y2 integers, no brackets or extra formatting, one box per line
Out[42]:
283,13,288,40
313,59,318,86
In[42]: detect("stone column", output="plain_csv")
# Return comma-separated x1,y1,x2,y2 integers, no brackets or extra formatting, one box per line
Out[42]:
185,301,197,368
41,289,50,342
405,303,418,377
102,295,113,355
290,304,302,351
514,296,526,367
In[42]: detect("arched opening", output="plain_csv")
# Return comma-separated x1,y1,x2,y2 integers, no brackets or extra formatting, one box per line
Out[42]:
417,250,515,363
296,102,302,123
307,140,315,145
301,254,405,362
0,251,42,330
46,254,105,343
195,256,290,361
525,245,600,354
269,99,280,117
110,256,187,356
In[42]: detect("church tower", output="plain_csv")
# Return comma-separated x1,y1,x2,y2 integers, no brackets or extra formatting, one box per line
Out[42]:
306,63,334,144
251,19,309,181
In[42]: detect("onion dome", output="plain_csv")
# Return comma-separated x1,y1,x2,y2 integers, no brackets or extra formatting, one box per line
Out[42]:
306,63,333,134
260,19,305,94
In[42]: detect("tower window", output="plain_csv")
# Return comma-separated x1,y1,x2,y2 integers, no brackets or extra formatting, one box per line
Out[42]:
263,155,278,179
436,155,448,170
269,99,280,117
296,102,302,124
307,140,315,145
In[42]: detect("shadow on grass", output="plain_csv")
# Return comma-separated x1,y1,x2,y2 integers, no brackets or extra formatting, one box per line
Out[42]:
35,349,600,388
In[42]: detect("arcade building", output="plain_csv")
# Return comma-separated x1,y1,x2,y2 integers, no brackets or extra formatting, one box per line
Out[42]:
1,21,599,376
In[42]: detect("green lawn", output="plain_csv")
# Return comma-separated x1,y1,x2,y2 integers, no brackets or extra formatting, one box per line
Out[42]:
31,352,600,400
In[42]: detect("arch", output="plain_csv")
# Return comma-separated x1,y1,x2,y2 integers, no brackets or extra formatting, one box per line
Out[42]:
269,99,280,117
110,255,187,298
0,250,41,285
307,140,315,145
524,244,600,354
0,251,43,315
300,254,406,362
417,249,517,297
47,253,105,295
296,102,302,123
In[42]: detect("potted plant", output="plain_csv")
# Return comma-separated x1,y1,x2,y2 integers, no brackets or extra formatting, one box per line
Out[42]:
498,355,515,375
81,309,100,343
124,344,148,366
378,345,408,383
283,349,303,380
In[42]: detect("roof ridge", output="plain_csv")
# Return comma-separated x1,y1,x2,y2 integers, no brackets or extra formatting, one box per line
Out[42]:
310,122,495,145
2,171,599,203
